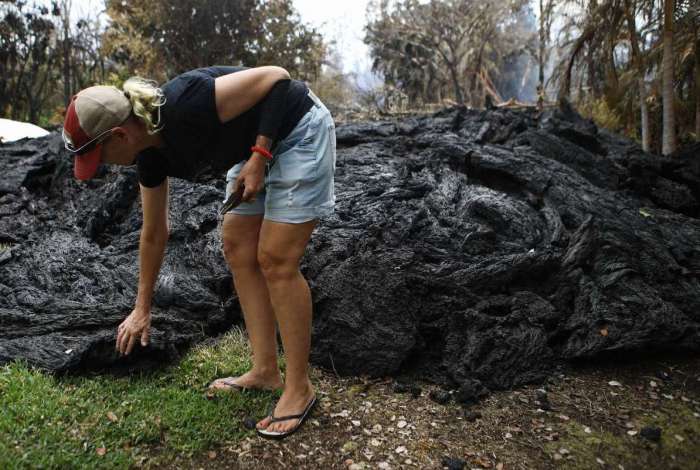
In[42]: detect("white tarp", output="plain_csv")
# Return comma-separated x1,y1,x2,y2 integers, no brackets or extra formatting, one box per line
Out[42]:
0,118,50,143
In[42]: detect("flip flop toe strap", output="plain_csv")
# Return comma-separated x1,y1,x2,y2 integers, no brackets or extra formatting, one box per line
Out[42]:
268,396,316,423
220,379,243,387
269,413,304,423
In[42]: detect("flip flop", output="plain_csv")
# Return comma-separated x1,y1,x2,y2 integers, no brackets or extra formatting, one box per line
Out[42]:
256,395,317,440
204,377,250,400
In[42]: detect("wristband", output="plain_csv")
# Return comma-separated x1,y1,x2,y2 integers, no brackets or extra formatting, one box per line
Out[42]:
251,146,273,160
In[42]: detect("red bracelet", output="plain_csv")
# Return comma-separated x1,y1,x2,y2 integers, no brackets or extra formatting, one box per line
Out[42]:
251,146,273,160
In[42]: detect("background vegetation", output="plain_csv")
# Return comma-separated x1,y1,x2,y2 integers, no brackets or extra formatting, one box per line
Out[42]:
1,0,698,153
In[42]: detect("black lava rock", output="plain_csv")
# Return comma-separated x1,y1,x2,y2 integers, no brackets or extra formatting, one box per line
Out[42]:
410,384,422,398
2,107,700,396
535,388,552,410
640,426,662,442
455,378,488,405
655,370,672,382
441,456,466,470
392,381,410,394
429,389,452,405
242,416,257,430
463,409,482,422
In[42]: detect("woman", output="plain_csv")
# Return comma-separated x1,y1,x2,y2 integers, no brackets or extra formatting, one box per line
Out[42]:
62,65,336,439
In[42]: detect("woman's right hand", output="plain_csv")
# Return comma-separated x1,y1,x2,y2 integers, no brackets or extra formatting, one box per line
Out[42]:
116,307,151,356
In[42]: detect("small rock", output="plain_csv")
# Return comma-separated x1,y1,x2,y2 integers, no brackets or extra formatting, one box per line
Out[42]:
441,456,466,470
370,438,381,447
372,424,383,433
640,426,661,442
208,450,216,459
596,457,605,465
397,420,407,429
378,462,390,470
627,430,638,436
559,448,570,455
351,420,361,427
674,434,684,442
553,453,563,461
344,458,354,467
455,378,488,405
349,465,364,470
243,416,257,430
464,410,482,422
534,388,552,411
342,441,358,453
655,370,672,382
608,380,622,387
395,446,406,454
429,389,451,405
584,426,592,434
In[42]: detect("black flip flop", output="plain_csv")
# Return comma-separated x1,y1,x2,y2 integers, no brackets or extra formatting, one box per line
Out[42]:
256,395,317,440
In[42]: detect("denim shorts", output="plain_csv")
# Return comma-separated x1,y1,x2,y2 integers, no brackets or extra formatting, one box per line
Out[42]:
223,90,336,224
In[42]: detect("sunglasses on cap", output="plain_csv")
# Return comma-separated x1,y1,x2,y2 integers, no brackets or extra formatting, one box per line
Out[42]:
62,126,116,156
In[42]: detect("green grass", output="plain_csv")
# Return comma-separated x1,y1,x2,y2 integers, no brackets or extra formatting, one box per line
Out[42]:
544,402,700,469
0,327,284,469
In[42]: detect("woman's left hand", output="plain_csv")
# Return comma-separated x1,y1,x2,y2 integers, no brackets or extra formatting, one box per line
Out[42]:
234,154,267,202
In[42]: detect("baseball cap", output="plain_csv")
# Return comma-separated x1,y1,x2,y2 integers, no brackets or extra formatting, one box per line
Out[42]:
62,86,132,180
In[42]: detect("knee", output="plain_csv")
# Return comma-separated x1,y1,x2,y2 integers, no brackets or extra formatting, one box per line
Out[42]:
222,235,258,271
258,247,298,282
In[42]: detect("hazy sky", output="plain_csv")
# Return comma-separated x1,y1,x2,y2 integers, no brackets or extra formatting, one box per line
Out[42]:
292,0,373,75
67,0,374,76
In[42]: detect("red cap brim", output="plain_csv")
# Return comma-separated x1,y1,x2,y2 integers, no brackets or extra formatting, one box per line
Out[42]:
74,145,102,180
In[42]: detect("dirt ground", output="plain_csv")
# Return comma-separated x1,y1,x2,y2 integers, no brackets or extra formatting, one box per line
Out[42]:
177,354,700,470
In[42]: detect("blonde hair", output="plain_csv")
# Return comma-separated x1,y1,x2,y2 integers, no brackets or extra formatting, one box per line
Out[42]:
122,77,166,134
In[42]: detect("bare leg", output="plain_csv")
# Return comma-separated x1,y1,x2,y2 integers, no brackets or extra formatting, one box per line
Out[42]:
211,214,283,390
255,219,317,433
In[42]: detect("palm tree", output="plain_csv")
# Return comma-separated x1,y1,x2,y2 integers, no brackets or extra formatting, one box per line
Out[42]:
624,0,651,151
661,0,678,155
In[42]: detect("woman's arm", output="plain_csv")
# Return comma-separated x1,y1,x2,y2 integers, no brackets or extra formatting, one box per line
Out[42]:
116,177,169,355
135,178,170,311
216,66,292,202
214,66,290,123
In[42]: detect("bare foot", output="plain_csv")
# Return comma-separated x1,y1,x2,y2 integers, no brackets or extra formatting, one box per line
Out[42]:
256,379,315,433
209,369,283,392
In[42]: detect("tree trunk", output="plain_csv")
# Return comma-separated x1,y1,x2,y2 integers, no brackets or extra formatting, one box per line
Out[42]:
624,0,650,151
695,29,700,142
447,62,464,105
586,0,598,97
538,0,545,110
61,0,72,106
661,0,677,155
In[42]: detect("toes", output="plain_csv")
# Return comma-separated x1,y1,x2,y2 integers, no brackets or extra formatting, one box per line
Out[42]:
256,416,271,430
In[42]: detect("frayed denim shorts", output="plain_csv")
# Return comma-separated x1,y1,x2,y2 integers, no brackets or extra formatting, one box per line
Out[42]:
223,90,336,224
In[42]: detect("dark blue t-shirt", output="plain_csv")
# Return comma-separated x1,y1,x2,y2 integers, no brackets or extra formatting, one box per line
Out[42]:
136,66,312,187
